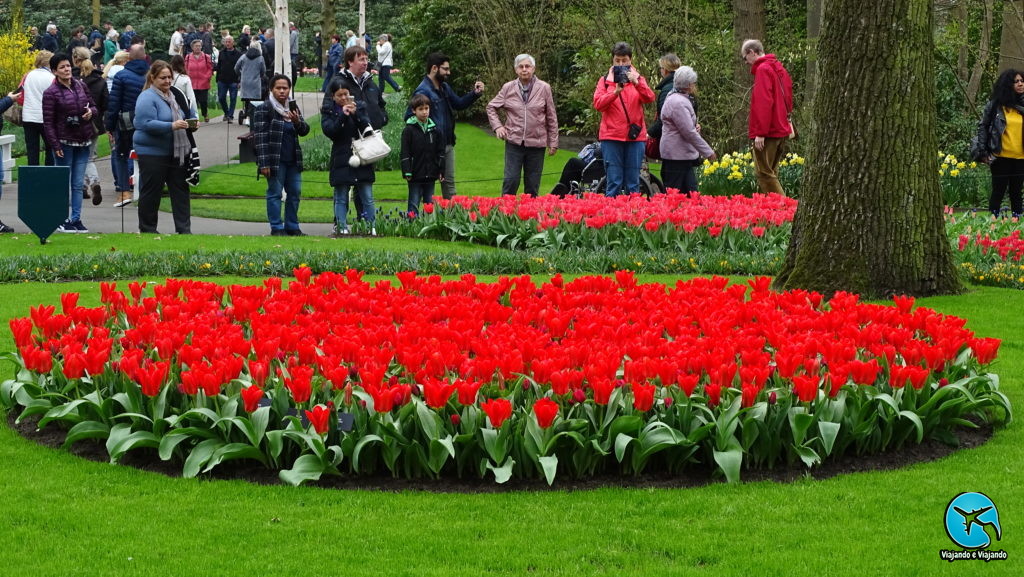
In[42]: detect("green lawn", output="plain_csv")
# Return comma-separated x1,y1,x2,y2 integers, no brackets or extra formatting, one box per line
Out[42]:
0,278,1020,576
189,122,581,221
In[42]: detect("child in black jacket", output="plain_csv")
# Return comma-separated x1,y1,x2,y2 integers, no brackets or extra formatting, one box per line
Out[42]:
400,93,445,217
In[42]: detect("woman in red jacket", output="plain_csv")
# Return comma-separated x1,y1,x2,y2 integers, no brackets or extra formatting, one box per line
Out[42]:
185,39,214,122
592,42,655,197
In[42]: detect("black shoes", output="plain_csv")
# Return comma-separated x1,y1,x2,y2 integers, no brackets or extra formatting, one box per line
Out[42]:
91,184,102,205
0,221,13,233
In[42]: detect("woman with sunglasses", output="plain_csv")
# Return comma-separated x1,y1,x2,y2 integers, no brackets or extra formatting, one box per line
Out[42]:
972,69,1024,218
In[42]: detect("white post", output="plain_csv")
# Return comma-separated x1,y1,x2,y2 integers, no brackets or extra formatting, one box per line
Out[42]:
275,0,291,79
358,0,366,46
0,134,14,185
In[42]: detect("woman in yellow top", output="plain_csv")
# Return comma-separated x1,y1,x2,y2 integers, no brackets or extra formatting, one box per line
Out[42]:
973,69,1024,217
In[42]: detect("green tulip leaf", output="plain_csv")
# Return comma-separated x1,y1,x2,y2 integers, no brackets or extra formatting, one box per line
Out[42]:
713,447,743,483
182,438,225,478
279,454,327,486
61,420,110,449
485,457,516,484
538,455,558,486
818,421,841,456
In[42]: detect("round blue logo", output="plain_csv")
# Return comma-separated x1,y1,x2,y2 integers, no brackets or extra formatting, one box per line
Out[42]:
945,492,1001,549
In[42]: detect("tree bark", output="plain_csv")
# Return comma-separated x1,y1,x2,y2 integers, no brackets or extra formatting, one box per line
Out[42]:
322,0,336,70
731,0,765,150
966,0,994,110
998,0,1024,71
773,0,963,299
804,0,823,138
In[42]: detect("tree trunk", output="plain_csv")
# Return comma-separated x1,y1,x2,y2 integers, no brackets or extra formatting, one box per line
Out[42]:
804,0,823,138
998,0,1024,72
731,0,765,150
322,0,336,70
966,0,994,110
773,0,963,299
92,0,100,27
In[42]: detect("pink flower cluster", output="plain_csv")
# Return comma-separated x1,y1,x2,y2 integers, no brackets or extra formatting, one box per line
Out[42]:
437,193,797,233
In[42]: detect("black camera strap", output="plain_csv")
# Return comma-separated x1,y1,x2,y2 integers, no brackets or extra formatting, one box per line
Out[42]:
617,92,633,127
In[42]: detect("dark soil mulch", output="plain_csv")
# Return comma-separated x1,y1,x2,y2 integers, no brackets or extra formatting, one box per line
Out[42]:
6,410,993,493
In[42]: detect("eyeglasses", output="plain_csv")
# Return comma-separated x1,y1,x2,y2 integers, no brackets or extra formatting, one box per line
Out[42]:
1015,79,1024,85
439,65,451,71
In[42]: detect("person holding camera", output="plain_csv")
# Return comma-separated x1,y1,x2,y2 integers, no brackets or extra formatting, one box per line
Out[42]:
133,60,198,234
253,74,311,236
42,53,99,233
592,42,655,197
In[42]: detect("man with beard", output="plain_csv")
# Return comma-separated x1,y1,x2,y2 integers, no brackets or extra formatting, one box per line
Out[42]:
408,52,484,199
216,36,242,123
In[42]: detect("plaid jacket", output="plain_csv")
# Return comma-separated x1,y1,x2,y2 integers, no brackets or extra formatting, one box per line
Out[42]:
252,101,311,173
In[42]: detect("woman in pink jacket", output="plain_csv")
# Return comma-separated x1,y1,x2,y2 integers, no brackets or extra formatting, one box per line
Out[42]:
486,54,559,196
592,42,655,197
185,39,214,122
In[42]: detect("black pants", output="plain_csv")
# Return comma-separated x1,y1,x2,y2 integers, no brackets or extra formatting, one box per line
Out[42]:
194,89,209,119
989,156,1024,216
22,122,54,166
661,158,701,195
552,157,586,196
502,142,546,196
137,154,191,234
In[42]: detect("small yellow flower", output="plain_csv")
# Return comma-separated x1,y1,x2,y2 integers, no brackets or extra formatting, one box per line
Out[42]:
950,169,960,177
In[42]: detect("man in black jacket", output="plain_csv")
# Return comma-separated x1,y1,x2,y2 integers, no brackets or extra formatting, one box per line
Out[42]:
216,36,242,123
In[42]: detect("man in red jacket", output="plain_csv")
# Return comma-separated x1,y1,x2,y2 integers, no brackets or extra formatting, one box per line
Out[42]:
742,39,793,195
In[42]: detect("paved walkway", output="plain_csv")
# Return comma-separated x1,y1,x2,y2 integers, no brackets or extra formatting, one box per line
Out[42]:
0,91,334,236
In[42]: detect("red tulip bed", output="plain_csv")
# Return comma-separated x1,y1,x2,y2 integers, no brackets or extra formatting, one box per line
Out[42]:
1,269,1011,486
385,192,796,255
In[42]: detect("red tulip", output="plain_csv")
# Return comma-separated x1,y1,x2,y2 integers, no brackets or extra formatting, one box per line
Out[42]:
284,366,314,404
791,375,819,403
305,404,331,435
631,382,656,412
423,378,456,409
533,397,559,429
450,413,461,427
241,385,264,413
481,398,513,428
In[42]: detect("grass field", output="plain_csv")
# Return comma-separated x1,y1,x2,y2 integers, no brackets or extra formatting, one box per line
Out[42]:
188,123,581,221
0,277,1019,576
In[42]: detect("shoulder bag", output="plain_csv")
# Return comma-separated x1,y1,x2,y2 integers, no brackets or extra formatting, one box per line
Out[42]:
349,125,391,166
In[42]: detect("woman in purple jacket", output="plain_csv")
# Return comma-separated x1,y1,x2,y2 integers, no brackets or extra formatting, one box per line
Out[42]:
42,53,98,233
486,54,559,197
659,66,716,195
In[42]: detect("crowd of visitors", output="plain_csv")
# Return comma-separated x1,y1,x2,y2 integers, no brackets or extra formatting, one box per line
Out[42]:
4,21,814,236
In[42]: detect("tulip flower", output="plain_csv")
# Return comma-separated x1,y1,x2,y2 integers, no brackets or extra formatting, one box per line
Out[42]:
533,397,559,429
481,398,513,428
305,404,331,435
631,382,656,412
241,385,264,413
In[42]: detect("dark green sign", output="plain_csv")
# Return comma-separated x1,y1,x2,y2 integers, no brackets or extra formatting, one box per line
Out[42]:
18,166,70,244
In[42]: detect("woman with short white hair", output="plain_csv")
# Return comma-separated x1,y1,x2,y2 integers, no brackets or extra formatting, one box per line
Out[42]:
486,53,559,196
659,66,716,194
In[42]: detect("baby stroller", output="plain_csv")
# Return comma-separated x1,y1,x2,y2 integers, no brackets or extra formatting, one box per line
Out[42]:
552,142,666,198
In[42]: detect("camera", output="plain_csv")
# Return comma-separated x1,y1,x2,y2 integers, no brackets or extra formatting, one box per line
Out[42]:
613,65,630,85
627,123,642,141
65,116,81,128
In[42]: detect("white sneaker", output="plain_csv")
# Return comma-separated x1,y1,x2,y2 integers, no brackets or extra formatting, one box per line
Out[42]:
371,227,377,236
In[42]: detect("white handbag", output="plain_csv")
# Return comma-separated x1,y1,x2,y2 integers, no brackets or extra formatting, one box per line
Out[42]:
349,126,391,167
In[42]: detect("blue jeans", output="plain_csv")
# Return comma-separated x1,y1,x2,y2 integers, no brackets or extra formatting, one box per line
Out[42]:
407,181,435,216
333,182,375,228
111,130,134,192
217,82,238,120
266,162,302,231
56,145,89,222
378,65,401,92
601,139,644,197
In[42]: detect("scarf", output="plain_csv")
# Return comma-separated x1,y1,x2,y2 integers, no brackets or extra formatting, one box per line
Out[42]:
156,88,191,165
269,96,292,119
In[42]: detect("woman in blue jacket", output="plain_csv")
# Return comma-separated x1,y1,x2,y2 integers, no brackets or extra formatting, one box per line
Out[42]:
133,60,198,234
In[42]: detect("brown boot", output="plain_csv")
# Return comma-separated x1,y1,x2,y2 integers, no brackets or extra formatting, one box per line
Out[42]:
113,191,134,208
